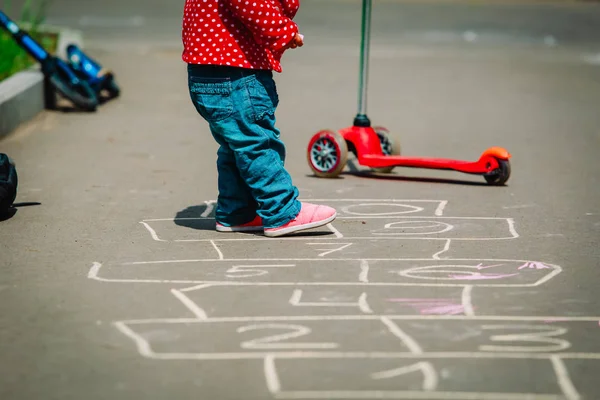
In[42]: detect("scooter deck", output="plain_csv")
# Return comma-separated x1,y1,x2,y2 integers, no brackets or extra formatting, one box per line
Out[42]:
359,154,494,175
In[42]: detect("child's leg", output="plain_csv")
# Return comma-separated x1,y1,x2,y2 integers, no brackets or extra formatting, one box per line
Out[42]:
187,65,300,228
211,135,258,226
188,65,335,234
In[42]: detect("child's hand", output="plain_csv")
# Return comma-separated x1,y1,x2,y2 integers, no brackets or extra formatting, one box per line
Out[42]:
288,33,304,49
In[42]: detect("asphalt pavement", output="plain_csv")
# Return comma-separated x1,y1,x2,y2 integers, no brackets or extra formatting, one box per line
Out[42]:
1,1,600,399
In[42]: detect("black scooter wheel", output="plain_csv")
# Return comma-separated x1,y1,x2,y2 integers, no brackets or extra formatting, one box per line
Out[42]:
105,79,120,98
373,126,401,173
484,159,511,186
48,60,99,112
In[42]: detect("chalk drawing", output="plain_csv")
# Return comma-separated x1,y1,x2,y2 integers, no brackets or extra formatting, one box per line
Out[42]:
550,355,581,400
373,221,454,236
225,265,295,279
432,240,452,260
381,317,424,354
461,286,475,317
210,240,223,260
201,200,215,217
264,356,565,400
290,290,373,314
518,262,552,270
89,258,562,288
237,324,338,350
359,260,369,283
386,299,466,316
95,198,592,399
479,325,571,353
307,243,353,257
326,223,344,239
370,362,438,392
341,203,426,216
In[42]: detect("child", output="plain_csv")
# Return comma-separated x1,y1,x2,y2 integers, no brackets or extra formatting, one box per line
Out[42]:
182,0,337,237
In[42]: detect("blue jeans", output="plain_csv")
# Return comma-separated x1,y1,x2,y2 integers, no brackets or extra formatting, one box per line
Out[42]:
187,64,301,228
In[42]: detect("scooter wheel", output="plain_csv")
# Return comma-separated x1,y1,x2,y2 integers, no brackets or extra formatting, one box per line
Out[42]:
307,130,348,178
104,79,121,98
373,126,401,173
484,158,511,186
48,59,98,112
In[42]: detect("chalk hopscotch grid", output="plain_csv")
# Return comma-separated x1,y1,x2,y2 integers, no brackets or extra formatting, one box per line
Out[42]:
138,199,519,242
93,199,589,400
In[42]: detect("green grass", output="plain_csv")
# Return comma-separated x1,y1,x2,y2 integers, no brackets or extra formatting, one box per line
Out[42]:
0,0,56,82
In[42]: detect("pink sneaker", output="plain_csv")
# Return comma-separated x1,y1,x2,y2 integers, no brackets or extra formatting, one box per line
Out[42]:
264,202,337,238
216,215,263,232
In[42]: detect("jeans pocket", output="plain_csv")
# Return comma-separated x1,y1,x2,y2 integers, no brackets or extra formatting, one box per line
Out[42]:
248,73,279,122
189,77,234,122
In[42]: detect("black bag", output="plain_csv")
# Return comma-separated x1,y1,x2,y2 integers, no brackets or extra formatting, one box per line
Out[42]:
0,153,18,213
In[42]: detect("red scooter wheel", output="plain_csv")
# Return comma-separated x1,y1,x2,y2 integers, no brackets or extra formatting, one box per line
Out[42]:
372,126,401,173
307,130,348,178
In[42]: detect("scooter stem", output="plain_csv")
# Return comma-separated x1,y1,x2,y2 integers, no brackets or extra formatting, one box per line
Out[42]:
354,0,372,127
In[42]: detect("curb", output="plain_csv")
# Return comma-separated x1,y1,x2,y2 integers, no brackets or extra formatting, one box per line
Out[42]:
0,27,83,141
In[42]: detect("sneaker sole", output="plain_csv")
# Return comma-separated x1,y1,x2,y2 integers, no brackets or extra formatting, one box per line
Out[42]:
216,225,264,232
263,212,337,238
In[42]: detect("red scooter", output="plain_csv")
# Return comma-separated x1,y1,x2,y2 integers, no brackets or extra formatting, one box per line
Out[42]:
306,0,511,186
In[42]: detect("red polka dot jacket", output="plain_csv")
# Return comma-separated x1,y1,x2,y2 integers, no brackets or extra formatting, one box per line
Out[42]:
182,0,300,73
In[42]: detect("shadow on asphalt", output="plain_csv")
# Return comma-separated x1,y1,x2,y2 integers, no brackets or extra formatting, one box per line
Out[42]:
0,202,41,221
174,204,214,231
304,159,494,186
341,171,492,186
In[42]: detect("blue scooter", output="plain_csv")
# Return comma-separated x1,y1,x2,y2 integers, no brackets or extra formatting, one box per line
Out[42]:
1,10,121,110
65,44,120,101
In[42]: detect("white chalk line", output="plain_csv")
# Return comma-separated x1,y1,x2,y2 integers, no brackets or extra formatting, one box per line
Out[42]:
358,293,373,314
432,240,451,260
88,262,102,279
90,258,562,288
210,240,224,260
112,344,600,361
179,283,217,293
435,201,448,217
550,355,581,400
507,218,519,239
462,286,475,317
113,321,154,358
306,242,352,257
139,221,165,242
341,204,425,216
170,289,208,320
272,390,561,400
118,314,600,324
370,362,438,392
119,257,555,265
289,290,373,314
359,260,370,283
327,223,344,239
144,215,515,222
201,200,215,217
264,354,281,394
91,280,556,288
380,317,423,354
172,236,519,242
479,325,570,353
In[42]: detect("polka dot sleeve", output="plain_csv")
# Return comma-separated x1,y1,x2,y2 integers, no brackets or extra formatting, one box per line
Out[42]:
280,0,300,20
223,0,299,51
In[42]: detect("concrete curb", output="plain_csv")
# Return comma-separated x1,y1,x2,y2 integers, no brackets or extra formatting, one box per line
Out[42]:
0,27,83,141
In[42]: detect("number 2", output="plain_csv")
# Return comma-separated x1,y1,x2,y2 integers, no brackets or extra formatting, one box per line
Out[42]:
237,324,338,350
